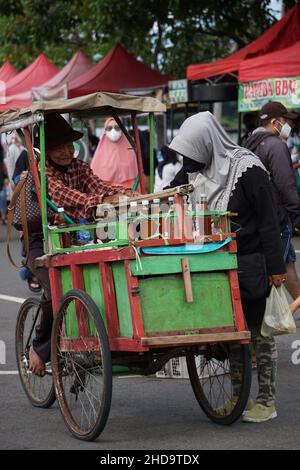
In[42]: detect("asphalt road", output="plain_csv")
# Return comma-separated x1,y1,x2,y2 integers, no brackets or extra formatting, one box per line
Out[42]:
1,225,300,450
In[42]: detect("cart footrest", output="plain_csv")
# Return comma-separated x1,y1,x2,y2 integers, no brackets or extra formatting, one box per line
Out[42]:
141,331,250,347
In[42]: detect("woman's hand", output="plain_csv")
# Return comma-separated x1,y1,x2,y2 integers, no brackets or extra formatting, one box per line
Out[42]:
269,273,287,288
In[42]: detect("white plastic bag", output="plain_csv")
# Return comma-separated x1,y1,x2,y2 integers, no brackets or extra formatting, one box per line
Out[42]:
261,285,297,337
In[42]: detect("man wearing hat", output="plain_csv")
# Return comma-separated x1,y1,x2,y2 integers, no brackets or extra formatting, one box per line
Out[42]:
28,114,134,376
245,101,300,301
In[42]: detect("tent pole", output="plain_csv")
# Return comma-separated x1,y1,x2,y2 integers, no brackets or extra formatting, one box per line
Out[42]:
149,112,155,193
131,111,146,194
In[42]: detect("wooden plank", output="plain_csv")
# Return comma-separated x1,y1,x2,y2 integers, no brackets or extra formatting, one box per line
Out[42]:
139,272,235,332
131,251,237,276
181,258,193,303
141,331,251,347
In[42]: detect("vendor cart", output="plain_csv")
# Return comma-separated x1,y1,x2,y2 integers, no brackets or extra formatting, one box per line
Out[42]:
2,92,251,441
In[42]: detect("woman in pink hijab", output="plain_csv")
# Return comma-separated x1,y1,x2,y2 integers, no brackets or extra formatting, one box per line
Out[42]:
90,117,138,188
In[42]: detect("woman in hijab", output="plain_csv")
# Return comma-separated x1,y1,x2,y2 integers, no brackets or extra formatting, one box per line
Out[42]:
90,117,138,189
169,111,286,424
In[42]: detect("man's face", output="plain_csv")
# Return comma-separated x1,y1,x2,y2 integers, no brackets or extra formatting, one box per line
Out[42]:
47,142,74,166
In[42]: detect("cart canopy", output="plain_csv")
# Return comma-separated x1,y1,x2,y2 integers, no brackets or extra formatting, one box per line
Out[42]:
0,91,166,132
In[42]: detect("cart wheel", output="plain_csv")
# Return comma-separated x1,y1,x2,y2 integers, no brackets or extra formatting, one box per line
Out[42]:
186,342,251,425
15,298,56,408
51,289,112,441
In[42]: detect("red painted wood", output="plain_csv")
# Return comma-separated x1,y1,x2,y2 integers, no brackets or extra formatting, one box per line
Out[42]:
109,337,147,352
49,267,63,316
70,264,88,337
49,246,136,268
60,337,100,352
124,260,145,340
228,270,247,332
100,262,120,338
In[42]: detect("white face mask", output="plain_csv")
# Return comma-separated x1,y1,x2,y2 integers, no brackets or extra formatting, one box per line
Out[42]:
275,120,292,140
106,128,122,142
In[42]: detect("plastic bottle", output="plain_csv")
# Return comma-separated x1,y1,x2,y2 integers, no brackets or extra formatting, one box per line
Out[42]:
167,196,175,239
140,199,150,240
76,217,92,245
151,198,160,238
199,194,211,236
128,201,139,240
57,207,71,248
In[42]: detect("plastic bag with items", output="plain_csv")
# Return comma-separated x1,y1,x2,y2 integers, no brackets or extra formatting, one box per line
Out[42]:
261,285,297,337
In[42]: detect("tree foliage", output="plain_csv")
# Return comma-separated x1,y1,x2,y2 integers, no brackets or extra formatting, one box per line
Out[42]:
0,0,293,77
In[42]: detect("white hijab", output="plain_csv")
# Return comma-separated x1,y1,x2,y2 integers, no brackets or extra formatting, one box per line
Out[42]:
169,111,266,210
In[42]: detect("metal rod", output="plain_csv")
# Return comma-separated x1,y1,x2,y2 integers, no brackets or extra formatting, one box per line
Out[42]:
39,119,48,253
131,111,145,194
149,112,155,193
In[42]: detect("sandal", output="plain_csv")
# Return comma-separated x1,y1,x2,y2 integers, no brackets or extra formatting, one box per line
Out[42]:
27,276,42,293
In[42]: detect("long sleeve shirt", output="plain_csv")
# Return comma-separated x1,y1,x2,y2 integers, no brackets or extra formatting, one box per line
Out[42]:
46,159,127,220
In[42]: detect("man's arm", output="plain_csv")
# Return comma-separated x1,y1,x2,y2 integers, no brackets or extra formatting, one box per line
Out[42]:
47,175,106,220
266,140,300,227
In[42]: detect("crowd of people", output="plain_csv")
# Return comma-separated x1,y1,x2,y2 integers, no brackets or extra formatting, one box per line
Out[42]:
4,100,300,424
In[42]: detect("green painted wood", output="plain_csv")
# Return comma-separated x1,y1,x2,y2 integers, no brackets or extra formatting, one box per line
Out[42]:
131,252,237,276
139,272,234,333
112,262,133,337
61,267,78,338
82,265,106,331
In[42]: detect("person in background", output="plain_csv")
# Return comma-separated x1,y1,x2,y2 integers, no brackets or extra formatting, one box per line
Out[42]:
0,144,7,224
6,133,25,188
245,102,300,301
169,111,286,423
287,115,300,198
138,129,157,193
240,112,258,147
90,117,139,189
154,145,182,192
11,148,41,293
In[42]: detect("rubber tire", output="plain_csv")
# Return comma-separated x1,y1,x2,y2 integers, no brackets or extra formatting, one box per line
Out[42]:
15,297,56,408
51,289,112,441
186,343,252,425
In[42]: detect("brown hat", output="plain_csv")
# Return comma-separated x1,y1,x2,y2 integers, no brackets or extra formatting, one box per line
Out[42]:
43,113,83,150
259,101,298,121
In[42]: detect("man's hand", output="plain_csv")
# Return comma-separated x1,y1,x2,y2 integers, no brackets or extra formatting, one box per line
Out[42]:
102,194,122,204
269,273,287,288
125,189,140,197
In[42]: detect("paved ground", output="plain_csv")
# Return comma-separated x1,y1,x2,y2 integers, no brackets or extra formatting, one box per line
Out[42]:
0,225,300,450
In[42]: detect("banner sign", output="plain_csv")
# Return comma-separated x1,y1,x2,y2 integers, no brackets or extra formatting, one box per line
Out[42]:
238,77,300,112
169,79,189,104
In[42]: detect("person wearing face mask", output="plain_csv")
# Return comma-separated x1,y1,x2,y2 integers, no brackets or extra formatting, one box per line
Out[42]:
25,114,132,377
245,102,300,302
169,111,286,423
90,117,139,189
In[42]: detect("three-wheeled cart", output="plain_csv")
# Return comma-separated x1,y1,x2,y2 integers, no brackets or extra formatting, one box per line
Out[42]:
2,92,251,441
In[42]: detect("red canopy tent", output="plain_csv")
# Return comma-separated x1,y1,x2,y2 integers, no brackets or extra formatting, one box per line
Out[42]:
68,44,168,98
187,4,300,81
0,53,59,110
239,41,300,82
32,51,93,100
0,62,17,82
